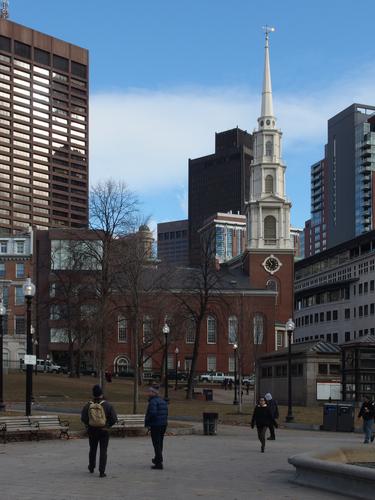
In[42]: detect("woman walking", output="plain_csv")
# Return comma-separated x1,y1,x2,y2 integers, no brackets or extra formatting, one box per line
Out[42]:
251,397,273,452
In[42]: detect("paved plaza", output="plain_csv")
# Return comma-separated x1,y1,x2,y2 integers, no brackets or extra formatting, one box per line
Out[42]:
0,425,361,500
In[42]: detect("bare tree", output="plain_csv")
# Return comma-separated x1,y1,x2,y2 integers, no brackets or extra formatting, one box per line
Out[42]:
170,230,228,399
88,179,139,387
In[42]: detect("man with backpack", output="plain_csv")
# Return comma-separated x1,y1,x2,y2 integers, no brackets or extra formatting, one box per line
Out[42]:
81,384,117,477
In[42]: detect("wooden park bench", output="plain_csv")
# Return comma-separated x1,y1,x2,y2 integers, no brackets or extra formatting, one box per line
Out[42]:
112,414,145,437
0,416,39,443
29,415,70,440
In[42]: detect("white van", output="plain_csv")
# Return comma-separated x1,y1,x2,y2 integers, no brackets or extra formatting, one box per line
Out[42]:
21,358,62,373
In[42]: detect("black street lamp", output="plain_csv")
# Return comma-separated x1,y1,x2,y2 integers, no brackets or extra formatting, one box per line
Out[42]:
174,347,179,391
163,323,170,402
285,318,295,423
0,296,7,412
23,277,36,416
233,343,239,405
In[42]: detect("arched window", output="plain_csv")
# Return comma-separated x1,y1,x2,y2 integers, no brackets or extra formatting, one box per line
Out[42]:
114,356,131,375
265,175,274,194
142,315,153,344
207,315,217,344
264,215,276,241
253,314,264,345
266,279,278,291
265,140,273,157
228,315,238,344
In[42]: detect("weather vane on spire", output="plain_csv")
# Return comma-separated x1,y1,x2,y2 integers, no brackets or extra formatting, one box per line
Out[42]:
0,0,9,19
262,25,275,41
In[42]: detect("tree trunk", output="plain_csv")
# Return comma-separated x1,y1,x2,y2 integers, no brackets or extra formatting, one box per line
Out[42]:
132,316,139,413
186,320,202,399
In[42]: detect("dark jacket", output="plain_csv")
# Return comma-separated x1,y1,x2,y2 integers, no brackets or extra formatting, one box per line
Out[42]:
81,398,118,429
358,400,375,421
251,405,273,428
145,395,168,427
266,399,279,419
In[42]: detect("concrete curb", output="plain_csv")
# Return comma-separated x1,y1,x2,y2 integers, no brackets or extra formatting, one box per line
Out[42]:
288,446,375,500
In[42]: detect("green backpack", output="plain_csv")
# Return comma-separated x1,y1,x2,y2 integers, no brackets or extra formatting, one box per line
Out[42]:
88,400,106,427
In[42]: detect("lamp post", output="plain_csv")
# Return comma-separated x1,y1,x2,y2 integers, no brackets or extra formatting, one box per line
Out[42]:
285,318,295,423
233,343,239,405
163,323,170,402
23,277,36,416
174,347,179,391
0,297,7,411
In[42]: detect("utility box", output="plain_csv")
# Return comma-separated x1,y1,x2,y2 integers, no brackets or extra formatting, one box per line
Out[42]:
323,403,338,431
337,403,355,432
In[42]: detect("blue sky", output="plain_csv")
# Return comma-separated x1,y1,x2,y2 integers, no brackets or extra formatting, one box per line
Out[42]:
9,0,375,230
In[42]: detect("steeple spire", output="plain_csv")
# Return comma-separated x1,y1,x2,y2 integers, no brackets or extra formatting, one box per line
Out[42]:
258,26,275,129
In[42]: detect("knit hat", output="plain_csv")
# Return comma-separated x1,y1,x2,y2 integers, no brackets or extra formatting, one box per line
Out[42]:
264,393,272,401
148,385,159,395
92,385,103,398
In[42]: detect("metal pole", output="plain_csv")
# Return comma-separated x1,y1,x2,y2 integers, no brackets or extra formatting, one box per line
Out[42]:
164,331,169,402
25,296,33,416
233,348,239,405
285,330,294,422
175,352,178,391
0,314,4,411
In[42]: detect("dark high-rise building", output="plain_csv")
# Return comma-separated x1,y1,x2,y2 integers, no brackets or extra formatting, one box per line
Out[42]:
188,127,252,265
157,219,189,266
303,104,375,256
0,17,88,233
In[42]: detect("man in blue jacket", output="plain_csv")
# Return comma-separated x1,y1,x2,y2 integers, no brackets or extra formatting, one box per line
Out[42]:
145,385,168,469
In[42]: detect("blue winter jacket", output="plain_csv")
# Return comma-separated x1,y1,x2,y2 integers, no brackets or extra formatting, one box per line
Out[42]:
145,395,168,427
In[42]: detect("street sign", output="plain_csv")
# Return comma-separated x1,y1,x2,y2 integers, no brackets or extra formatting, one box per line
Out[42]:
24,354,36,366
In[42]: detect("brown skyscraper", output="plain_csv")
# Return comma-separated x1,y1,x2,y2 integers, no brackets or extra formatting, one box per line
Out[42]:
0,17,88,233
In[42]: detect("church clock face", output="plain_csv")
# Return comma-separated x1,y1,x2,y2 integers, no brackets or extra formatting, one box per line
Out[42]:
262,255,282,275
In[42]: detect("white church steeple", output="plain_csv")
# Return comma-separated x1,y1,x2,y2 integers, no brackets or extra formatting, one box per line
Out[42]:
246,27,293,251
259,26,275,127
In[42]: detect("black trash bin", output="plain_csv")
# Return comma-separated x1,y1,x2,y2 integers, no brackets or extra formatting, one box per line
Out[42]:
337,403,354,432
203,389,213,401
323,403,338,431
203,412,218,435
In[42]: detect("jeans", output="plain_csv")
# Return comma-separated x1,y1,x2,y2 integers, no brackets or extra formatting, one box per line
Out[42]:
88,428,110,473
268,422,276,439
363,418,374,443
150,425,167,465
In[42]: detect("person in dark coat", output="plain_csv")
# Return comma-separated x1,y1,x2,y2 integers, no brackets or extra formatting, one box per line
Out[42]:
145,385,168,469
358,396,375,443
81,384,117,477
264,392,279,440
251,397,273,452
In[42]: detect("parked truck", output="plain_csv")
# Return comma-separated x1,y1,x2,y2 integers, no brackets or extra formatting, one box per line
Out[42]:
199,371,235,383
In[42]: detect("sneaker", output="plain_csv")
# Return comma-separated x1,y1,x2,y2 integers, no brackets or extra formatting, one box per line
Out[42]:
88,466,94,473
151,464,163,470
371,434,375,443
99,472,107,478
261,445,265,453
152,458,163,464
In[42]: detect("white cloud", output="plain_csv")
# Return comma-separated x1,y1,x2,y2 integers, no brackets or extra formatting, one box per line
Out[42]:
89,68,375,199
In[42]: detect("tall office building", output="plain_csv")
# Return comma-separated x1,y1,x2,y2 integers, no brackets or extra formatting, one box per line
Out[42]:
0,16,88,233
303,104,375,256
157,219,189,266
188,127,253,265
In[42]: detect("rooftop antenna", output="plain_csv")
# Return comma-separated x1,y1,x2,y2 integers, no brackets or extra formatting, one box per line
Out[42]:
0,0,9,19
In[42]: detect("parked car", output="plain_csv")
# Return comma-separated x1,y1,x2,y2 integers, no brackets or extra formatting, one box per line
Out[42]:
199,371,234,383
143,371,161,381
242,375,255,386
21,359,63,373
116,369,135,378
167,370,188,381
80,367,98,377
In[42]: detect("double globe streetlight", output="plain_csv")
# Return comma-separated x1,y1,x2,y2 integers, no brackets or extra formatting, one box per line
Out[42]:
23,277,36,416
0,296,7,412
